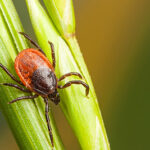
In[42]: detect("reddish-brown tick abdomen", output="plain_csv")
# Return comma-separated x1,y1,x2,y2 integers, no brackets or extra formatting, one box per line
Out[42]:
15,49,54,91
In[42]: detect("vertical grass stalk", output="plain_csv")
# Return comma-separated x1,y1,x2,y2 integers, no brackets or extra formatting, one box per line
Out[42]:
0,0,64,149
26,0,110,149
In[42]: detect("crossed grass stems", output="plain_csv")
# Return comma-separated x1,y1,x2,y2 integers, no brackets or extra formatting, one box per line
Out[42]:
0,32,89,149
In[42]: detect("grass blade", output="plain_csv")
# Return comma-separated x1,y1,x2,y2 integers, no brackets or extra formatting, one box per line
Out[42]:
0,0,64,149
26,0,110,149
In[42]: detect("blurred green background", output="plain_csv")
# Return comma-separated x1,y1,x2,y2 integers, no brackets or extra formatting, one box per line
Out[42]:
0,0,150,150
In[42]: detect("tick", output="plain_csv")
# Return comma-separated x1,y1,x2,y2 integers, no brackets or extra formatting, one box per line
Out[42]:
0,32,89,149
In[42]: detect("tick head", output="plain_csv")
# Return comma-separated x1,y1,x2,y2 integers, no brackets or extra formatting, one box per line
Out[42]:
48,90,60,105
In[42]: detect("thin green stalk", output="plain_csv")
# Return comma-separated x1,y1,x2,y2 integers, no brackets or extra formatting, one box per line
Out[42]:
0,0,64,149
26,0,110,149
43,0,75,38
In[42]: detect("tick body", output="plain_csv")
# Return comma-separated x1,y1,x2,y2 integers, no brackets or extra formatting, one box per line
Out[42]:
0,32,89,149
15,49,57,96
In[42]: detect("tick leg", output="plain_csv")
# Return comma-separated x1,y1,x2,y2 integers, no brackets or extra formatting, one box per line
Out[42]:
58,80,89,96
8,94,38,104
48,41,55,69
44,97,54,148
19,32,46,55
0,63,23,85
58,72,83,82
0,83,31,93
